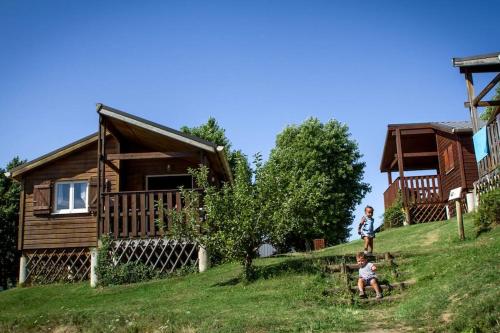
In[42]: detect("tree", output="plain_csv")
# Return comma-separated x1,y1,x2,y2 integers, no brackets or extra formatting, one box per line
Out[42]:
165,154,267,280
0,157,25,290
480,84,500,122
260,118,370,250
181,117,248,176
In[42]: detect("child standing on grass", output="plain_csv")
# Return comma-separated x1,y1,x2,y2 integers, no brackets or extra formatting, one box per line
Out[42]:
358,205,375,254
356,252,383,299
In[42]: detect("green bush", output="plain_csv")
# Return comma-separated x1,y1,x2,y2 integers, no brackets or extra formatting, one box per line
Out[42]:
475,188,500,235
382,194,406,229
96,235,157,286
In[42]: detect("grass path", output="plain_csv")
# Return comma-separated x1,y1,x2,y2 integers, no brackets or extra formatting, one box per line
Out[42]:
0,214,498,332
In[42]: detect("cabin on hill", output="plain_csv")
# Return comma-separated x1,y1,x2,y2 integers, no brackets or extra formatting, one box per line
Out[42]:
10,104,232,285
380,121,479,224
452,52,500,194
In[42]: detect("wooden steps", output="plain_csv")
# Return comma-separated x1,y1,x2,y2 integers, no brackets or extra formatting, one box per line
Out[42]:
350,279,416,293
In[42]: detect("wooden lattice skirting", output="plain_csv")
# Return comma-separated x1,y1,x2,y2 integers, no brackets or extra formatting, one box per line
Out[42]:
24,248,91,284
474,168,500,198
409,203,447,223
109,238,199,274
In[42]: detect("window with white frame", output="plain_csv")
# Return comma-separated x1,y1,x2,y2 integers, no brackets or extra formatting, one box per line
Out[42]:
54,181,89,214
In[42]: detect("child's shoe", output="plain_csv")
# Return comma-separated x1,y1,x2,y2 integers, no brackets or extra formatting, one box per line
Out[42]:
359,291,367,299
376,293,383,299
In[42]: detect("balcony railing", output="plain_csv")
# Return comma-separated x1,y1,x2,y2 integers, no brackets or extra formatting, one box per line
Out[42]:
383,175,442,209
100,189,201,239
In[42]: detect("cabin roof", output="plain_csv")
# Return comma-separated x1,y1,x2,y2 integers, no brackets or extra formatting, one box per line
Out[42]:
11,104,233,181
380,121,473,173
452,52,500,73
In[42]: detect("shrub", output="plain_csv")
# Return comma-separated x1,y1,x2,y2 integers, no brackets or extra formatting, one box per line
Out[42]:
475,188,500,235
96,235,157,286
382,194,405,229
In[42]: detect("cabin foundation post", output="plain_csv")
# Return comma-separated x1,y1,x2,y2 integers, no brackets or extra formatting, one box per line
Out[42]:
90,247,98,287
18,254,27,286
198,246,210,272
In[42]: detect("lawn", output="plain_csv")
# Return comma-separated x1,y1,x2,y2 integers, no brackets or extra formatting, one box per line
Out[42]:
0,214,498,333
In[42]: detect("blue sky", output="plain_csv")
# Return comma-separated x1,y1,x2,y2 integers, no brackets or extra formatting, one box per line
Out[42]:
1,0,498,239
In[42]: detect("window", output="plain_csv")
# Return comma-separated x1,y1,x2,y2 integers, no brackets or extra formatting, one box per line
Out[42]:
54,181,89,213
442,144,455,173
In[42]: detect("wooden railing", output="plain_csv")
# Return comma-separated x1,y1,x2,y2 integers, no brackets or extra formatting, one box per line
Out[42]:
478,118,500,178
383,175,442,209
100,190,201,239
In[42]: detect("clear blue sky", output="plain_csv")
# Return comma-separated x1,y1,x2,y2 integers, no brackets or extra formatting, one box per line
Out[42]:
1,1,498,239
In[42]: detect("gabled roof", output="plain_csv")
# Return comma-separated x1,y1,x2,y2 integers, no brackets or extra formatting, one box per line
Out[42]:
387,121,473,134
11,104,233,182
10,133,98,178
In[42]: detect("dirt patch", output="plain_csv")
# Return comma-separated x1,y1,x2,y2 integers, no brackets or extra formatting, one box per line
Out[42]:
423,232,439,246
52,325,79,333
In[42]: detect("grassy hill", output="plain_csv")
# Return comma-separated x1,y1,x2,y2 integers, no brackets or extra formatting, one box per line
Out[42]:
0,214,498,333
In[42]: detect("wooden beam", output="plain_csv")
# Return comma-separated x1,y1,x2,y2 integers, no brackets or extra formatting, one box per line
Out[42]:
17,180,25,250
387,172,392,185
390,156,398,169
105,152,196,160
472,73,500,106
391,129,435,136
394,152,438,158
465,72,479,133
464,100,500,108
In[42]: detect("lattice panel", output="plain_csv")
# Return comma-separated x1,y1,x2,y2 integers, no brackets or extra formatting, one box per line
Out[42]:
109,239,198,274
24,248,90,284
409,203,447,223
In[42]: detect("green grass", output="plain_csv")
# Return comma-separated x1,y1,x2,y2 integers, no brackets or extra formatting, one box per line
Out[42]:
0,214,498,332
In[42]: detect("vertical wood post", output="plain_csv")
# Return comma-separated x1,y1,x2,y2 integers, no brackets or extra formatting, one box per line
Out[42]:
456,200,465,241
387,172,392,185
465,72,479,133
198,246,210,272
90,247,98,287
97,112,104,237
396,129,411,225
18,255,27,286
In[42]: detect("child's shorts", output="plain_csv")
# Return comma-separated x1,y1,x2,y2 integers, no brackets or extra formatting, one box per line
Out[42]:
361,233,375,239
362,277,376,285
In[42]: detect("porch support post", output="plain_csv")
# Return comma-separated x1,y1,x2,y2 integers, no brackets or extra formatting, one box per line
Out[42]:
387,172,392,185
18,254,27,286
198,246,210,272
90,247,98,288
465,72,479,133
395,129,411,225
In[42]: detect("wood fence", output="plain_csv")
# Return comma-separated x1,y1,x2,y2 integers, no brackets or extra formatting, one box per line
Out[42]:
478,118,500,178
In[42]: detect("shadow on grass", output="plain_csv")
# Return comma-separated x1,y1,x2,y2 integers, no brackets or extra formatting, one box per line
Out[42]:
211,255,358,287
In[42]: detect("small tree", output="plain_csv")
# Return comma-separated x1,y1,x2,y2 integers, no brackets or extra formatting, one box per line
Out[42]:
164,155,267,280
0,157,25,290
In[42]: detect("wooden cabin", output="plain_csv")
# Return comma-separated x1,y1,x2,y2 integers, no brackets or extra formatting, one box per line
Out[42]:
10,104,232,284
380,121,479,224
453,52,500,194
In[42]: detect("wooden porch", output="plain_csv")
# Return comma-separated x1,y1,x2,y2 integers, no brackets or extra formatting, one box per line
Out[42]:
100,189,197,239
383,175,442,209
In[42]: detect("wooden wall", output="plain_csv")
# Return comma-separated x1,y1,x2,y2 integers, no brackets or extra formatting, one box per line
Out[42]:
20,137,119,250
436,131,478,200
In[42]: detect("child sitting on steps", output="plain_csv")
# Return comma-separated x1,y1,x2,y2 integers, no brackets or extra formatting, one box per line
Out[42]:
356,252,383,299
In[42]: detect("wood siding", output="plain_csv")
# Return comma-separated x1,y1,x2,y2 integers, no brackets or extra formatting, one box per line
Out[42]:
20,138,119,250
437,132,463,200
459,134,479,189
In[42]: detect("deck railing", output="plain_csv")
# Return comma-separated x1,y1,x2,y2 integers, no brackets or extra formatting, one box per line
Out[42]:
100,189,201,239
383,175,442,209
478,118,500,178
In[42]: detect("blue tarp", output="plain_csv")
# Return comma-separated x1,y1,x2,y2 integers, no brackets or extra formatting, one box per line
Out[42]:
473,126,489,162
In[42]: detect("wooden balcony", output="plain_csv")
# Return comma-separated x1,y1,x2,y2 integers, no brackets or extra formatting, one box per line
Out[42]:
478,119,500,178
383,175,442,209
100,189,200,239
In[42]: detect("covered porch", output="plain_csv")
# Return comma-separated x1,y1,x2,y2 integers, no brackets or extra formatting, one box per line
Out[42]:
95,104,232,239
381,124,446,223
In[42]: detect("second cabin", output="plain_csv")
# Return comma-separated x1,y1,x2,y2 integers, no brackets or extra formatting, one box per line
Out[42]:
380,121,479,224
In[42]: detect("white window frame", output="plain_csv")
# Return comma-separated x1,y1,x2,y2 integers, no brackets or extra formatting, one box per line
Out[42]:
53,180,89,214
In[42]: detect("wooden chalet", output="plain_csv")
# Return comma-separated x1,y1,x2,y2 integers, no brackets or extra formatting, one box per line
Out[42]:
10,104,232,284
380,121,479,224
453,52,500,194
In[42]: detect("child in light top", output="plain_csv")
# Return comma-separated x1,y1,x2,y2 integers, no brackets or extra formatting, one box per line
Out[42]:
358,205,375,254
356,252,383,299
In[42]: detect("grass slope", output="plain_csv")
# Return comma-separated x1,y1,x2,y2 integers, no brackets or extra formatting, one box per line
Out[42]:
0,214,498,333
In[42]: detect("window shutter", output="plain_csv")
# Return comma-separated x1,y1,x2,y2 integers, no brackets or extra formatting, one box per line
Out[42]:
448,145,455,170
88,176,98,212
33,181,52,215
443,149,449,172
